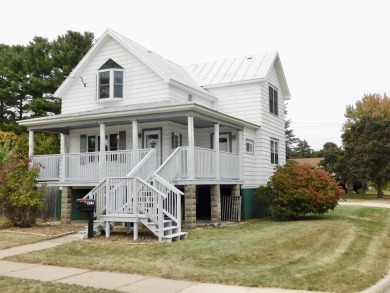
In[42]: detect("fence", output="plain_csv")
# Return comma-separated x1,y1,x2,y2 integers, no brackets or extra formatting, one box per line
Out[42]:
40,186,59,219
221,196,241,222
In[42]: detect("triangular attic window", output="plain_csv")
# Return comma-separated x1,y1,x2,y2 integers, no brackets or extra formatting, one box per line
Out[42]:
98,58,123,70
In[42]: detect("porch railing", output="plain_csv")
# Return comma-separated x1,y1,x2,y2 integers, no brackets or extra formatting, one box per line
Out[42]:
66,152,100,181
34,149,150,182
194,147,216,179
220,151,240,179
33,154,61,181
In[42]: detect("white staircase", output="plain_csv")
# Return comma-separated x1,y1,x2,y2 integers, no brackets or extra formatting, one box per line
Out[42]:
82,148,187,242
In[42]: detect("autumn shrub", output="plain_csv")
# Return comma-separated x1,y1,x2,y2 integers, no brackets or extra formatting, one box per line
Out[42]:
0,141,44,227
257,164,339,219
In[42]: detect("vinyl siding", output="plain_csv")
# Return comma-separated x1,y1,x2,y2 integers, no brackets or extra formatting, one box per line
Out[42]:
210,83,262,125
61,37,169,114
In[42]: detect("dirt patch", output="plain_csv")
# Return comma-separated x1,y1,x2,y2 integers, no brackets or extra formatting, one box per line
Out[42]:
85,226,159,244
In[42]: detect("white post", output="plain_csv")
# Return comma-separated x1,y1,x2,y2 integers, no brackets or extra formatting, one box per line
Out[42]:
188,116,195,179
60,133,67,182
28,130,34,158
133,177,138,240
132,120,138,169
238,130,243,180
99,123,106,180
214,124,220,180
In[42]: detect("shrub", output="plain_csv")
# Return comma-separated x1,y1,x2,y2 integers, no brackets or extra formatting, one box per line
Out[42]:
257,164,339,219
0,141,44,227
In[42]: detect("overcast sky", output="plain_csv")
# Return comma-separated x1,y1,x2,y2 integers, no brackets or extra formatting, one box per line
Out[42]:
1,0,389,150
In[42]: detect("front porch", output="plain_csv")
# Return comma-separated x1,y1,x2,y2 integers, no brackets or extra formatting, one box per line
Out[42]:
33,146,242,185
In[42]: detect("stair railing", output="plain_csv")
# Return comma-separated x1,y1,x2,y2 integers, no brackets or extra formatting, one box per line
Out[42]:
82,180,107,218
127,148,156,181
153,174,183,229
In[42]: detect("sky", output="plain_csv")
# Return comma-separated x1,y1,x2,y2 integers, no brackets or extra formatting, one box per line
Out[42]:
1,0,389,150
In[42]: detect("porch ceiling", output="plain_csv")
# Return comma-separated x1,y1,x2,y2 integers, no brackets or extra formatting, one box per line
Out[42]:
18,102,260,133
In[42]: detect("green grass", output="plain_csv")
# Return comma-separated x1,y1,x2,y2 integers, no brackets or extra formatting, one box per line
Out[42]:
0,276,119,293
7,206,390,293
0,233,48,250
347,192,390,203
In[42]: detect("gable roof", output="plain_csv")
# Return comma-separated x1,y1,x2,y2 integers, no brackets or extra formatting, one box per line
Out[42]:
54,29,214,100
54,29,290,100
184,51,291,99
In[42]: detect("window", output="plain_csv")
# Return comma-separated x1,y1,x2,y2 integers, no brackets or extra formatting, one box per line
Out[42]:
83,131,126,152
269,84,278,115
97,59,124,100
171,132,182,149
246,139,254,154
271,139,279,164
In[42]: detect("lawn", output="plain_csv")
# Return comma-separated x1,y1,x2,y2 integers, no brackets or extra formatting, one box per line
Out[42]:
347,191,390,203
0,233,48,250
0,276,119,293
7,206,390,293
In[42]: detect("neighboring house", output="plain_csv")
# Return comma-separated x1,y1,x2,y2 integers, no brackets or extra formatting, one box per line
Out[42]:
288,158,324,167
19,29,290,241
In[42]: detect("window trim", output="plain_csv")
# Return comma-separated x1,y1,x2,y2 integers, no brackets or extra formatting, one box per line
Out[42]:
270,138,279,165
97,68,124,101
269,84,278,116
245,139,254,155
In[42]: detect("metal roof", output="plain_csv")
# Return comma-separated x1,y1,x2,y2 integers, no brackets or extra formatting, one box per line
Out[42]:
108,30,212,97
184,51,278,87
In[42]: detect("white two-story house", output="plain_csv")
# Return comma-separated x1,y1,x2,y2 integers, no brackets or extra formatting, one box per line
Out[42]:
19,29,290,241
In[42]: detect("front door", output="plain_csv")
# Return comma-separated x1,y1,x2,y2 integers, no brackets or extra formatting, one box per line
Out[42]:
143,129,162,165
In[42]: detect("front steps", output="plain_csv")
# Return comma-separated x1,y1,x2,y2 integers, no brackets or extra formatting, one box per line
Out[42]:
85,214,187,242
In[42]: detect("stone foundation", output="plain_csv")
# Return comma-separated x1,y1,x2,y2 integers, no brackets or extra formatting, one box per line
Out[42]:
232,184,241,196
61,187,72,224
211,184,221,223
184,185,196,229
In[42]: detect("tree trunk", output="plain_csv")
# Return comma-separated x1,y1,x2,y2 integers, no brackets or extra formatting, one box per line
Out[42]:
377,180,384,198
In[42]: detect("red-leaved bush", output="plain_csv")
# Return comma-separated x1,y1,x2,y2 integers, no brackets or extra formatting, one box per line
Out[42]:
257,164,339,219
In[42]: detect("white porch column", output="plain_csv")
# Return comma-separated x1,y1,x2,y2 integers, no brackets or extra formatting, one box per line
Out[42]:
28,130,34,158
60,133,68,182
132,120,138,169
238,130,243,180
214,123,220,180
99,123,106,180
188,116,195,179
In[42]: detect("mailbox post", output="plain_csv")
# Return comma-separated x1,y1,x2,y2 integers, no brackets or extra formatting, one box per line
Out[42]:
76,199,95,238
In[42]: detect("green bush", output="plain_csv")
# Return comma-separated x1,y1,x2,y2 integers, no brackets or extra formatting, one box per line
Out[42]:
0,141,44,227
257,164,339,219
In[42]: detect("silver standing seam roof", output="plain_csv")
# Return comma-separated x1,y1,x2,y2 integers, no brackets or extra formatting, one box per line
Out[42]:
184,51,278,87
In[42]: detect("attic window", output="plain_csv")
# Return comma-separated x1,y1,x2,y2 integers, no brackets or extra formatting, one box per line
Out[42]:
97,59,124,100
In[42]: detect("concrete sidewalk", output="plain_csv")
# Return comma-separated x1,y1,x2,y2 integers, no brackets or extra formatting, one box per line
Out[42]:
0,233,324,293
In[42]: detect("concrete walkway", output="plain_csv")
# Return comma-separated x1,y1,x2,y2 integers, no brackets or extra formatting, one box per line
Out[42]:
2,202,390,293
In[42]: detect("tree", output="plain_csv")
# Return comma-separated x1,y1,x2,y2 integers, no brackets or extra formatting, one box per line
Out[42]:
257,164,339,219
0,31,94,132
291,139,314,158
0,141,44,227
342,115,390,197
285,105,299,159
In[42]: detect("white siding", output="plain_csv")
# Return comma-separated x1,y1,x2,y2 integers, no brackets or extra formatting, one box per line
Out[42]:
168,85,213,108
210,83,262,125
61,37,169,114
205,63,286,188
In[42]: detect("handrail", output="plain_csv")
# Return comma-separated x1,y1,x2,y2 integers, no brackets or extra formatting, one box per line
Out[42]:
153,147,181,176
83,179,106,217
127,148,156,180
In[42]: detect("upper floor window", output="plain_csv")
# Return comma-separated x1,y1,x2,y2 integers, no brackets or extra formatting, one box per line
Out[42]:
97,59,124,100
271,138,279,164
269,84,278,115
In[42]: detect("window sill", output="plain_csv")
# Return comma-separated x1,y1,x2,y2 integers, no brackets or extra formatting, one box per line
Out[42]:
96,97,124,103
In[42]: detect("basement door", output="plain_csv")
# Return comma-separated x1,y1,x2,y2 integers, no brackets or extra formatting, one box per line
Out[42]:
143,129,162,165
